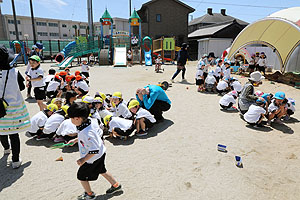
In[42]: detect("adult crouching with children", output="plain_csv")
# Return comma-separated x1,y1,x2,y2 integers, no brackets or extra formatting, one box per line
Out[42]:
136,85,171,123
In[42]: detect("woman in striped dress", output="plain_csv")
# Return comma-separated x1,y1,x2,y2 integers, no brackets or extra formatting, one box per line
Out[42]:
0,45,30,169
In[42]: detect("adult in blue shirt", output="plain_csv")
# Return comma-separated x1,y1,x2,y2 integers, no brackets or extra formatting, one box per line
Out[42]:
171,43,192,82
136,85,171,122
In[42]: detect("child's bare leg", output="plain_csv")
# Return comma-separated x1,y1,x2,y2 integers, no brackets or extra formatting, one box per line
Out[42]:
37,100,46,111
101,172,118,185
136,119,140,133
268,113,276,121
140,118,146,131
112,129,121,137
80,181,92,193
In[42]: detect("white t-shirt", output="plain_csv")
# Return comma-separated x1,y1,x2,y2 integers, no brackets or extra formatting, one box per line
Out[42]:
78,118,105,164
136,108,156,123
286,100,296,112
244,104,266,123
113,101,132,119
205,75,216,85
221,64,226,74
28,66,45,88
214,66,222,77
98,108,113,119
268,100,279,113
81,64,89,72
223,68,231,80
257,58,267,67
156,58,162,64
43,113,65,134
75,80,89,92
56,119,77,136
195,69,204,80
217,80,228,91
44,75,54,83
90,109,101,120
219,94,236,106
108,117,133,132
47,80,60,92
29,111,48,133
231,81,242,92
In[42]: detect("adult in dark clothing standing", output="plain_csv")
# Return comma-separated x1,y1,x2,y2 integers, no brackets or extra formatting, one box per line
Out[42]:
171,43,192,82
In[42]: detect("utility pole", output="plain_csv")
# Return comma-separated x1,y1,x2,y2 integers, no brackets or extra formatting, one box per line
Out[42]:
11,0,19,40
129,0,132,16
29,0,37,44
87,0,94,38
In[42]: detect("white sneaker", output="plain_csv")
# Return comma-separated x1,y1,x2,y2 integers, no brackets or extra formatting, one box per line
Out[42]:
12,159,22,169
182,78,187,82
4,149,10,155
170,79,175,83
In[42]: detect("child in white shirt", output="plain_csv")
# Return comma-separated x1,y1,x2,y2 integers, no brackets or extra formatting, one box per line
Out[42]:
128,99,156,136
104,115,135,140
155,54,163,73
205,70,217,92
74,75,89,98
67,102,121,199
216,79,229,95
223,61,231,80
219,90,238,110
110,92,132,119
46,75,62,99
214,59,223,83
285,98,296,120
44,68,56,90
230,77,242,94
26,104,58,137
81,59,89,78
196,61,205,92
244,99,266,127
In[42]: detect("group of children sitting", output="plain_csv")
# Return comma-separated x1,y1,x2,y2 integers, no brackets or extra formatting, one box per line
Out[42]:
26,87,158,142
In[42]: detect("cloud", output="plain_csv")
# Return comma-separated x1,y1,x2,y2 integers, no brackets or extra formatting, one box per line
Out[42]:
38,0,68,8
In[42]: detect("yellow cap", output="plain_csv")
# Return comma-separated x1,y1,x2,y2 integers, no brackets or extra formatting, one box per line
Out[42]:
96,92,106,101
47,104,58,112
61,105,69,115
3,100,8,110
82,96,94,104
51,98,56,104
128,99,139,110
112,92,122,99
93,97,103,103
103,115,112,126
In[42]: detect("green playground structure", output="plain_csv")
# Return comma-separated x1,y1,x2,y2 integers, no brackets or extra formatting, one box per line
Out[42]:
52,36,102,69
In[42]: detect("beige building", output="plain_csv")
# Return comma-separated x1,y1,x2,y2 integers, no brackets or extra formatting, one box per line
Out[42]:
1,14,129,41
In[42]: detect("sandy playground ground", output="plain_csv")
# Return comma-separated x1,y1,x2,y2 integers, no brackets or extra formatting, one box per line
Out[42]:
0,61,300,200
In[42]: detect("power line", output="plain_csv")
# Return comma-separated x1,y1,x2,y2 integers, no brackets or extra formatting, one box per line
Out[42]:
184,0,289,9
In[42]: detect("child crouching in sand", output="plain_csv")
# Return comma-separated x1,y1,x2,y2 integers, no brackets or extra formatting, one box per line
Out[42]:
67,102,122,199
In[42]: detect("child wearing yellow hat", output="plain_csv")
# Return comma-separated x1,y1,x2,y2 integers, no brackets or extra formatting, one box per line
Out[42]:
128,99,156,136
110,92,132,119
103,115,135,140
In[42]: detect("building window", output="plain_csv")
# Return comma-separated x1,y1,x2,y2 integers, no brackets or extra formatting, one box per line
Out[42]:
8,19,20,24
9,31,22,35
108,24,116,30
156,14,161,22
50,33,59,37
80,25,87,29
48,22,58,27
62,24,67,28
36,22,47,26
37,32,48,36
80,34,86,37
63,34,68,37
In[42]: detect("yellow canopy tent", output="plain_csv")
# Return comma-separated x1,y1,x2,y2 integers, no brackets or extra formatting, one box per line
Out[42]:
227,7,300,73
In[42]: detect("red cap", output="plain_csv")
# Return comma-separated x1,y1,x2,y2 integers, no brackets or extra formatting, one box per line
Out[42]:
75,71,80,76
54,75,61,80
65,75,72,82
59,71,67,76
75,75,82,81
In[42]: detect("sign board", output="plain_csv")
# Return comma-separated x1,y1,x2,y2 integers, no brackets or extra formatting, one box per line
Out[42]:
114,47,127,66
130,18,139,26
102,18,112,26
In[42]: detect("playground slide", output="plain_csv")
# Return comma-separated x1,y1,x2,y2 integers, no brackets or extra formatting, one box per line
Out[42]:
9,53,22,66
55,41,77,63
58,56,74,69
144,50,152,66
99,49,110,65
114,47,127,66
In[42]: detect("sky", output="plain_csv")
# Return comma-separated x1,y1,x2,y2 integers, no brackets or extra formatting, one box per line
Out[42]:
1,0,299,23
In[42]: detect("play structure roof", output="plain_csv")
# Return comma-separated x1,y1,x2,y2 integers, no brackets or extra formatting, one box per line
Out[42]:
101,9,112,19
129,9,141,20
227,7,300,72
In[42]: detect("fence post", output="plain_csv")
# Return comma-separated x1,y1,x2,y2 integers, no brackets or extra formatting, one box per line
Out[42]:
49,40,52,61
58,40,61,52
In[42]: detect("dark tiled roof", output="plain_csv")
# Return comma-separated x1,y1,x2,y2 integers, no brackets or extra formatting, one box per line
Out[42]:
140,0,195,12
189,13,248,26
